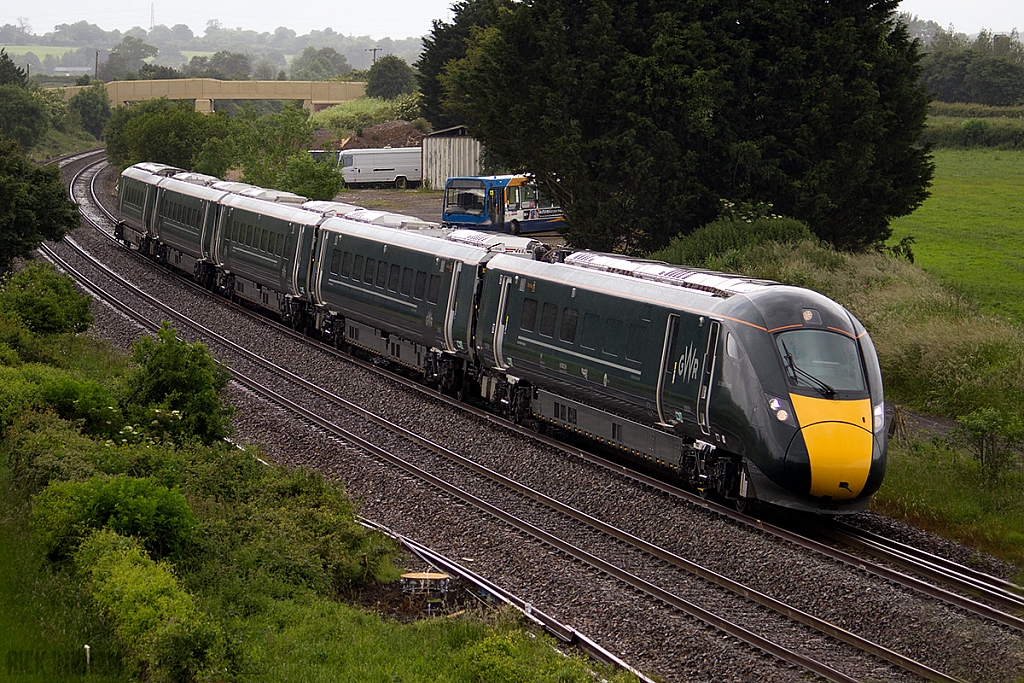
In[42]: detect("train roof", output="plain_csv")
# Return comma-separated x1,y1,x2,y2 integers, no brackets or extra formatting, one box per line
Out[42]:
563,251,775,297
320,216,493,265
124,162,184,178
487,253,858,335
219,193,327,225
155,175,231,202
302,200,363,216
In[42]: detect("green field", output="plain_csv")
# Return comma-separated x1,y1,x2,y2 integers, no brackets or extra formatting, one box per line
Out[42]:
889,149,1024,323
1,45,79,59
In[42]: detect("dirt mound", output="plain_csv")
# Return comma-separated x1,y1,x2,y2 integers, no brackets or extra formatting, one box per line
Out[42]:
342,121,425,150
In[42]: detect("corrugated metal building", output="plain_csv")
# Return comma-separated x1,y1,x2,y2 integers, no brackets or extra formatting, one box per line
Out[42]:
422,126,483,190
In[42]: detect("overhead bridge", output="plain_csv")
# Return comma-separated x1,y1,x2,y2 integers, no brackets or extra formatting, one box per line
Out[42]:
56,78,366,113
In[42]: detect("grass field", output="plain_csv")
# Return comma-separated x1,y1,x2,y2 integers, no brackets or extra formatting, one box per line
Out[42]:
1,45,79,59
889,149,1024,323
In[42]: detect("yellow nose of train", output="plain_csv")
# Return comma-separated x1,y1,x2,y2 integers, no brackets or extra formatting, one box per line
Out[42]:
788,394,873,499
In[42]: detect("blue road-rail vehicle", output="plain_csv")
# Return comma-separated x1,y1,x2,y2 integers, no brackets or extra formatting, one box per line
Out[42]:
442,175,564,235
116,162,887,514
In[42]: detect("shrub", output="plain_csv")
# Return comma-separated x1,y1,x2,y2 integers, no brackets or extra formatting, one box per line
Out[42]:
31,474,196,560
3,410,100,493
923,116,1024,149
0,262,93,335
75,530,226,683
650,214,814,268
120,323,233,445
278,153,343,200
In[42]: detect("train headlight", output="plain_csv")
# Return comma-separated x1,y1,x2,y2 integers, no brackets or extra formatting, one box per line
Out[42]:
765,394,796,427
873,402,885,433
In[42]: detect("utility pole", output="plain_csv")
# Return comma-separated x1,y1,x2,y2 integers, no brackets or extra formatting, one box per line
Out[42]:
365,47,382,64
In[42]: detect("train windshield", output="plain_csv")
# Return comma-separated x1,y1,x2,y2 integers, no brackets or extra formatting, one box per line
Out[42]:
775,329,866,396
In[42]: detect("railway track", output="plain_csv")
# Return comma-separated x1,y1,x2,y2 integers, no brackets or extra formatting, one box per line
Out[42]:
44,151,1024,682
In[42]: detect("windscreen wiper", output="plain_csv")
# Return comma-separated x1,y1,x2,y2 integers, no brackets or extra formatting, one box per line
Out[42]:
780,339,836,399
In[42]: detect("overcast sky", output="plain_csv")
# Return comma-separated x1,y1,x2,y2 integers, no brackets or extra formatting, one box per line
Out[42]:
896,0,1018,33
3,0,455,40
1,1,1019,41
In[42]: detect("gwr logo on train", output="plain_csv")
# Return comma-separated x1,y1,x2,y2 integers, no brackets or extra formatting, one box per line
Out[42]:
675,343,701,383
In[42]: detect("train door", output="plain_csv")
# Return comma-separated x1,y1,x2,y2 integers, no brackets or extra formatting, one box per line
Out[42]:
490,274,513,369
443,261,463,352
664,316,719,432
656,314,680,425
696,322,721,435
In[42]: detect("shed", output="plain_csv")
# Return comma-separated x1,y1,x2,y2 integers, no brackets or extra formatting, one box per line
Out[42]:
422,125,483,191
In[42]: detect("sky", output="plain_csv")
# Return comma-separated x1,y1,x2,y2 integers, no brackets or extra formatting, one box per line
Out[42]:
896,0,1019,33
1,1,1019,41
2,0,456,40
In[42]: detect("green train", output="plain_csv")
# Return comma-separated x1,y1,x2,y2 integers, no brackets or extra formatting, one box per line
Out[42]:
117,162,886,514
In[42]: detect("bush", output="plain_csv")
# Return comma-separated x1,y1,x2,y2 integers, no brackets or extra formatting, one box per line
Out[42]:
923,116,1024,149
650,213,814,268
278,153,343,200
32,474,196,560
75,530,226,682
0,262,94,335
120,323,233,445
3,410,100,493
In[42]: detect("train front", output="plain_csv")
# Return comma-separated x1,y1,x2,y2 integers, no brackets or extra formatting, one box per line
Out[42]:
736,289,887,513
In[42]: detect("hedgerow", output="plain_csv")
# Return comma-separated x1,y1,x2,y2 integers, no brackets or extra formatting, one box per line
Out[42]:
75,529,227,682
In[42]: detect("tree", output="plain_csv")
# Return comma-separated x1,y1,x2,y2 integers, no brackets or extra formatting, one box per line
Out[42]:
278,154,343,200
416,0,508,129
68,83,111,138
109,35,158,73
231,103,315,188
290,46,351,80
439,0,933,253
920,27,1024,105
0,47,28,87
0,84,49,149
0,140,80,273
365,54,416,99
964,56,1024,106
108,99,235,172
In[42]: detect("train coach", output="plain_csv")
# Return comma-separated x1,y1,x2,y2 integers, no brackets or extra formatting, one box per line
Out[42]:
471,252,886,513
115,162,887,514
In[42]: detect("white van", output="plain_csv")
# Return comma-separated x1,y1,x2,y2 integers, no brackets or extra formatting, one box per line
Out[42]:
339,147,422,188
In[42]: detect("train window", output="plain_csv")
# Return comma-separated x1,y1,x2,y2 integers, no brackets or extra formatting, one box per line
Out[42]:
341,252,353,277
260,230,269,252
559,308,578,343
427,274,441,304
376,261,388,288
401,268,413,296
626,324,647,362
603,319,624,357
276,234,285,256
353,255,363,279
413,271,427,299
539,303,558,337
580,312,600,350
230,221,238,241
246,225,255,246
521,298,538,332
726,333,741,360
329,250,342,275
363,258,376,284
388,264,401,292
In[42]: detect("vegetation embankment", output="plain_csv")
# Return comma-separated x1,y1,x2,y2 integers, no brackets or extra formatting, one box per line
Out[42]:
0,263,635,682
653,151,1024,570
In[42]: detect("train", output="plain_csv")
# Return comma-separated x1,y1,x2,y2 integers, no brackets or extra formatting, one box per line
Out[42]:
115,161,887,514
